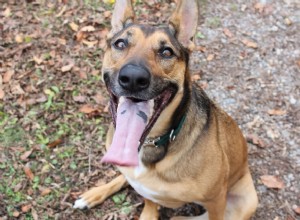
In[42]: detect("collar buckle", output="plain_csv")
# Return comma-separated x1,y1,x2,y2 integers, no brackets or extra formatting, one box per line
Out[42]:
169,129,176,142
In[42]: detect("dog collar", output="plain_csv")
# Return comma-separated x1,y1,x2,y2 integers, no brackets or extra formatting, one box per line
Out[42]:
141,114,186,148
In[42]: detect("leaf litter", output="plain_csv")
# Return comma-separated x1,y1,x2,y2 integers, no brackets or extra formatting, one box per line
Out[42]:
0,0,299,219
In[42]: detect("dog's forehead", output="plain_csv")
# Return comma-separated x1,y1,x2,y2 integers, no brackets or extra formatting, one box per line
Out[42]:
113,24,179,46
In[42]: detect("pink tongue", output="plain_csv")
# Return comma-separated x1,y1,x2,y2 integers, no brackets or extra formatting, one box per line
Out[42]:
101,98,150,166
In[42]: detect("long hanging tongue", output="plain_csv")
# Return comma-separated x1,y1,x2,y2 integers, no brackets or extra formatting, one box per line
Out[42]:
101,98,150,166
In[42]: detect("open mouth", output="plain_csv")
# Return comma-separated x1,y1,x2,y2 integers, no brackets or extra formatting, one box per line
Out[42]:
101,86,176,167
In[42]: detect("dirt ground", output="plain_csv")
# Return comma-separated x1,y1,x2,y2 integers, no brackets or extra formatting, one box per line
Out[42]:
0,0,299,219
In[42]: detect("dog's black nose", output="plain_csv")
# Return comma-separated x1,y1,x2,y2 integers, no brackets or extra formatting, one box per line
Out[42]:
118,64,150,92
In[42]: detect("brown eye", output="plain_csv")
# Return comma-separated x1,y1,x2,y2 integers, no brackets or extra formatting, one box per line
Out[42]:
160,47,174,58
113,39,128,50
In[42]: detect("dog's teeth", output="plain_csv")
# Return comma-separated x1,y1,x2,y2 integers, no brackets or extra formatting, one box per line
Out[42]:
73,198,88,209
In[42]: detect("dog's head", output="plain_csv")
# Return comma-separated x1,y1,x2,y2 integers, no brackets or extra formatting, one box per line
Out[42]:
101,0,199,166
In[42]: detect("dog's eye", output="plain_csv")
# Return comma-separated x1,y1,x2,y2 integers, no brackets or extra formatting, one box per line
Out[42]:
160,47,174,58
113,39,128,50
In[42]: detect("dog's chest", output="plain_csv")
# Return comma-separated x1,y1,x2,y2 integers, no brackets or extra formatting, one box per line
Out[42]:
119,163,167,204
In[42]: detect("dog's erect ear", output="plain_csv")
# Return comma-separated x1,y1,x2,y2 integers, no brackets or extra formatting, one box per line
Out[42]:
110,0,135,36
169,0,199,51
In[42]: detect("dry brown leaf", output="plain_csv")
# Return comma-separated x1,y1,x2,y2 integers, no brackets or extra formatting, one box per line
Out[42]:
69,22,79,32
73,95,86,103
24,166,34,181
92,93,106,105
11,83,25,94
206,54,215,61
268,109,287,116
40,188,52,196
79,71,87,79
246,134,267,148
47,139,63,148
15,34,23,43
20,150,33,161
31,208,38,220
103,11,111,18
196,45,206,52
199,81,208,90
3,70,14,83
260,175,285,189
80,25,95,32
223,28,233,38
61,63,74,72
242,39,258,49
104,103,110,113
82,39,98,47
33,56,43,65
3,7,11,17
13,211,20,217
76,31,86,42
284,17,292,26
292,205,300,214
21,204,31,213
79,104,97,114
191,74,201,81
0,89,4,99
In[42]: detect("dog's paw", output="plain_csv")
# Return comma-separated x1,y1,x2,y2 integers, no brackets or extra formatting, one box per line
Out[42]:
73,197,89,209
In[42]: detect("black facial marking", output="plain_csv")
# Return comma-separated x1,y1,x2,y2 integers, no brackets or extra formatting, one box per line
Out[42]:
121,110,127,114
137,110,148,123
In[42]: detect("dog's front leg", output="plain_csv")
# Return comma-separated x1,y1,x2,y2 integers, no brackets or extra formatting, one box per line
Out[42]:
73,174,127,209
140,199,159,220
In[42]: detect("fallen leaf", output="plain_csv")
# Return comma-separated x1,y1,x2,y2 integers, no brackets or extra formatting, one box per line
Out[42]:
292,204,300,214
199,81,208,90
80,25,95,32
55,5,66,17
260,175,285,189
15,34,23,43
82,39,98,47
3,70,14,83
21,204,31,213
246,134,267,148
3,7,11,17
254,2,265,13
92,93,106,105
196,45,206,52
20,150,33,161
33,56,43,65
11,83,25,94
223,28,233,38
24,166,34,181
61,63,74,72
40,188,52,196
103,11,111,18
31,208,38,220
206,54,215,61
242,39,258,49
75,31,86,42
73,95,86,103
0,89,5,99
79,71,87,79
191,74,201,81
13,211,20,217
284,17,292,26
79,104,98,114
268,109,287,116
69,22,79,32
47,138,63,148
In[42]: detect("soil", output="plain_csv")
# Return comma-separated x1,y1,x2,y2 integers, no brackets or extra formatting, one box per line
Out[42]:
0,0,299,219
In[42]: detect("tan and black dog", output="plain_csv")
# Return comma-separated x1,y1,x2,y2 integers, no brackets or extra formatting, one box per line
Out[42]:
74,0,258,219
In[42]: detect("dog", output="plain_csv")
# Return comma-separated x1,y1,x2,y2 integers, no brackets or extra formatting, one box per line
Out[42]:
74,0,258,219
